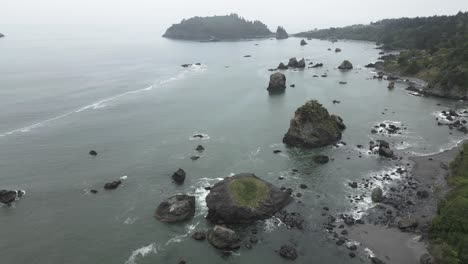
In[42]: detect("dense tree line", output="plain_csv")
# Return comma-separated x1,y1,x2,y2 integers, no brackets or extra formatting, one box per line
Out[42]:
163,14,272,41
296,12,468,92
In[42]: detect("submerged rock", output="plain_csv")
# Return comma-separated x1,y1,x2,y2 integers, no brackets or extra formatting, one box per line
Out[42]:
279,244,298,260
338,60,353,70
172,168,186,184
283,100,346,148
104,180,122,190
205,173,292,224
267,72,287,93
207,225,241,250
276,26,289,39
192,231,207,241
313,155,330,164
154,194,195,223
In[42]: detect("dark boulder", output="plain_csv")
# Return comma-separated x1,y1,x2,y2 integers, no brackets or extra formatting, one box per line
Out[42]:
371,188,383,203
300,39,307,46
195,145,205,152
267,72,287,93
288,57,299,67
388,81,395,89
378,140,394,158
335,48,342,52
104,180,122,190
154,194,195,223
297,58,306,68
89,150,98,156
283,100,346,148
206,173,292,224
279,244,298,260
338,60,353,70
207,225,241,250
172,169,186,184
0,190,19,205
192,231,207,241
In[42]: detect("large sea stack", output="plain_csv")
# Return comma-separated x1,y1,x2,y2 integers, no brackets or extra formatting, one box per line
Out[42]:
267,72,286,93
163,14,272,41
276,26,289,39
283,100,346,148
205,173,292,224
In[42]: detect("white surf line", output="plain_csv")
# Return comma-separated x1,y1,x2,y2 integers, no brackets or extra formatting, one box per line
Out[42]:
0,66,207,138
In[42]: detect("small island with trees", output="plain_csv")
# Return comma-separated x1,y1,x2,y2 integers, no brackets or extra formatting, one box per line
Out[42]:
163,13,273,41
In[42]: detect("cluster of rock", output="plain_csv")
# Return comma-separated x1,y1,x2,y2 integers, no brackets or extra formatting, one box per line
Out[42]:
369,140,395,158
0,190,25,205
276,26,288,39
371,121,407,135
153,173,294,256
276,57,306,71
436,109,468,134
283,100,346,148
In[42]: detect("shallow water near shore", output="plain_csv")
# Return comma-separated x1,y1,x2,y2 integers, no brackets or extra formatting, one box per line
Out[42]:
0,25,467,264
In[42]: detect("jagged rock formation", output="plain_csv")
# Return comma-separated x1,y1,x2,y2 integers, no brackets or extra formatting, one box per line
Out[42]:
267,72,287,93
276,26,289,39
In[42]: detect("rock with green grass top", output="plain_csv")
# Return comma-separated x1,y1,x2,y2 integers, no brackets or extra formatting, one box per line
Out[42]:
206,173,292,224
283,100,346,148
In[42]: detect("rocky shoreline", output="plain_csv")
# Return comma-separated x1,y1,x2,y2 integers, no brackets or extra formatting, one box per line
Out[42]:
326,141,466,264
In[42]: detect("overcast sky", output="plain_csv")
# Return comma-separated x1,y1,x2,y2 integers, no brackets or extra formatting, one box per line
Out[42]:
2,0,468,32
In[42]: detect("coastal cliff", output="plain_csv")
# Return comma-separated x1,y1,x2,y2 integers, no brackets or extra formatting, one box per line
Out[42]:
163,14,272,41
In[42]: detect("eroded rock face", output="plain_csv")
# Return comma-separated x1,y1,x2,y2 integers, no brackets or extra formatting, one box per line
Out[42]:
338,60,353,70
154,194,195,223
267,72,287,93
207,225,241,250
206,173,292,224
283,100,346,148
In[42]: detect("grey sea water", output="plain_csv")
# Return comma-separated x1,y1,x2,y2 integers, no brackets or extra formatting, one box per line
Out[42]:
0,25,467,264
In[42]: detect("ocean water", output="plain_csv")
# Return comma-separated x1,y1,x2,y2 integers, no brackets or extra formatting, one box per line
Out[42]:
0,25,467,264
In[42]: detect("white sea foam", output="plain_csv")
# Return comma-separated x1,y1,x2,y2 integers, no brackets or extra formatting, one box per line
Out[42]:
124,217,137,225
125,243,160,264
189,133,210,140
364,247,375,258
409,138,467,157
191,177,223,216
0,66,207,138
264,217,283,233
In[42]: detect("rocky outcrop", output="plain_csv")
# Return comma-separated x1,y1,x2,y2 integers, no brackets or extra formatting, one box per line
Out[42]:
207,225,241,250
300,39,308,46
205,173,292,224
104,180,122,190
338,60,353,70
283,100,346,148
154,194,195,222
267,72,286,93
277,62,289,70
172,168,186,184
378,140,394,158
287,57,306,69
335,48,342,52
276,26,289,39
0,190,25,205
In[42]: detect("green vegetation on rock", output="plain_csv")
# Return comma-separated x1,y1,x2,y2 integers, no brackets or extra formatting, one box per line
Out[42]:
296,12,468,96
228,177,269,208
163,13,272,41
430,142,468,264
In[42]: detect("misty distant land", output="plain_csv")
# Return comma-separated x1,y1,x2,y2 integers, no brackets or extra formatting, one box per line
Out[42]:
163,13,277,41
